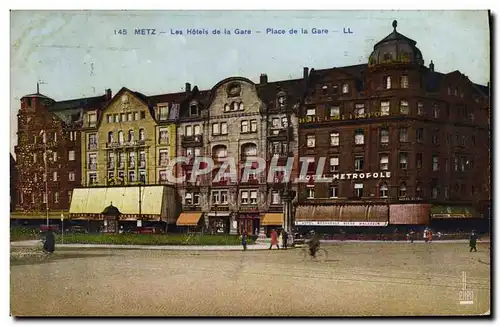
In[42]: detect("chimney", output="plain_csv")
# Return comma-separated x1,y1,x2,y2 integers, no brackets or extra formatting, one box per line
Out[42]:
260,73,268,85
303,67,309,80
429,60,434,72
185,82,191,95
105,89,112,100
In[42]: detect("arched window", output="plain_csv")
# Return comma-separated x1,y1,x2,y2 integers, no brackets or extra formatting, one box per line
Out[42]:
241,143,257,159
224,104,230,112
380,183,389,198
354,129,364,145
139,129,145,141
239,102,244,111
128,130,134,142
232,102,238,111
399,182,407,197
212,145,228,159
118,130,124,144
108,131,114,143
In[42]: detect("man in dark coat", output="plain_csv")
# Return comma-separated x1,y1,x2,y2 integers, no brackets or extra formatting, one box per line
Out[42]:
469,230,478,252
241,230,247,251
43,230,55,253
281,230,288,250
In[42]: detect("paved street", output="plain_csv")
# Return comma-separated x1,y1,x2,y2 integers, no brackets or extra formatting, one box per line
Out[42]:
10,242,490,316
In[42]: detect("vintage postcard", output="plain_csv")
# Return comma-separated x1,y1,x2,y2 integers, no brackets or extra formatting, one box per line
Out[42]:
9,10,491,317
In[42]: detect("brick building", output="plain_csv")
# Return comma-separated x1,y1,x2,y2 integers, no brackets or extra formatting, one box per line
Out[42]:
295,21,490,232
13,88,110,221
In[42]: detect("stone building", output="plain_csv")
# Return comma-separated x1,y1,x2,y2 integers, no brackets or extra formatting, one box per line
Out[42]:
13,87,110,221
295,21,490,232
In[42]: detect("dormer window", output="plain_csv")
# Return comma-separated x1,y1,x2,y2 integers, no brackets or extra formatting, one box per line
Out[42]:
342,83,349,94
232,102,238,111
278,95,286,106
384,76,392,89
224,104,230,112
383,53,392,61
190,101,198,116
158,104,169,121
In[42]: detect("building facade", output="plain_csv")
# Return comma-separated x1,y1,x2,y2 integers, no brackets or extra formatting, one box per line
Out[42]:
13,89,110,220
295,21,490,232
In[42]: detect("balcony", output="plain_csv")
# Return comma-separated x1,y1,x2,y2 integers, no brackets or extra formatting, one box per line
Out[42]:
181,135,203,147
268,127,293,141
106,140,146,149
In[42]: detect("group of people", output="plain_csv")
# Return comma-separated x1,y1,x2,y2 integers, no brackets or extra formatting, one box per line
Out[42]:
268,229,289,250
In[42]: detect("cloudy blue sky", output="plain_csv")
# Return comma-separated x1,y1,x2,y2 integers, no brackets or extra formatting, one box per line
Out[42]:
10,10,490,154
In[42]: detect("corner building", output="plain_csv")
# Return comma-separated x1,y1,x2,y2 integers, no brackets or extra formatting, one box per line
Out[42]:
295,21,490,233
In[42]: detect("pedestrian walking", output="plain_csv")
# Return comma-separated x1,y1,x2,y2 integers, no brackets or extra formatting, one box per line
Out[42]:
281,230,288,250
269,229,279,250
423,228,429,243
469,230,478,252
241,230,247,251
428,229,433,242
409,229,415,243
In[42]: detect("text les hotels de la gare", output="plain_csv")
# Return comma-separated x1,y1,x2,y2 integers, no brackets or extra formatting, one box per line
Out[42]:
114,27,354,36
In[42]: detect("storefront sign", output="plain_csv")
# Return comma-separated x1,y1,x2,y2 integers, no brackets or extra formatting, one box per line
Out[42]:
299,171,391,181
299,112,390,124
295,221,388,226
399,197,423,201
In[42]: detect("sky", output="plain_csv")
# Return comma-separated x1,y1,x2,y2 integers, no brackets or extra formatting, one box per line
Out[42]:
9,10,490,155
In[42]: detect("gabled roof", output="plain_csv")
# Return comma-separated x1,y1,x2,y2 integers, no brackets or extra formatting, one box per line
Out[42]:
49,95,108,112
21,92,53,100
256,78,305,108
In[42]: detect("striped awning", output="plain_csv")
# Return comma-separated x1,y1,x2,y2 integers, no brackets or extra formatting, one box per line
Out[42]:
295,205,388,226
176,213,203,226
261,213,282,226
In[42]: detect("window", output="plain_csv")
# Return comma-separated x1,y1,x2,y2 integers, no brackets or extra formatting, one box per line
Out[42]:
250,120,257,132
354,104,365,115
380,101,390,116
444,187,449,199
42,131,47,143
159,149,169,166
250,191,257,204
158,105,168,120
354,156,364,171
454,157,458,171
129,152,135,168
281,117,288,127
140,111,146,119
306,187,315,199
114,114,119,123
354,183,364,197
416,128,424,143
134,112,139,121
43,192,47,204
138,129,145,141
221,122,228,135
330,106,340,117
139,170,146,183
53,132,58,142
399,183,407,197
380,154,389,170
399,128,408,142
432,131,439,145
444,158,449,172
69,172,75,181
108,152,115,169
139,151,146,168
31,193,35,204
417,102,424,115
432,155,439,171
53,171,58,181
416,184,422,197
354,130,364,145
121,113,127,122
128,113,133,121
159,170,167,182
33,153,37,163
34,173,38,183
432,186,438,199
185,193,193,205
128,130,135,142
447,86,452,95
433,103,440,118
54,192,59,203
190,102,198,116
272,118,280,128
88,113,97,126
399,100,409,114
129,171,136,183
384,76,391,89
107,114,112,123
212,123,220,135
330,157,339,172
241,121,249,133
69,131,77,142
186,125,193,136
118,171,125,183
88,133,97,150
330,132,339,146
89,173,97,185
307,135,316,148
108,131,114,144
454,88,458,96
342,83,349,94
380,183,388,198
43,173,46,182
118,152,126,169
416,153,423,169
118,130,124,144
306,107,316,116
380,128,389,144
400,75,409,88
399,152,408,169
329,185,339,198
68,150,75,161
271,191,281,204
159,128,169,144
194,125,201,135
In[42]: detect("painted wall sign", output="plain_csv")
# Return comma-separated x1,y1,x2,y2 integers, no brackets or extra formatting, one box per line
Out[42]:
299,171,391,181
295,221,389,226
